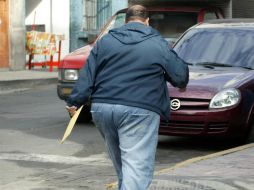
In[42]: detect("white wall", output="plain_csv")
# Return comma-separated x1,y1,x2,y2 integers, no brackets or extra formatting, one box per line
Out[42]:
25,0,70,59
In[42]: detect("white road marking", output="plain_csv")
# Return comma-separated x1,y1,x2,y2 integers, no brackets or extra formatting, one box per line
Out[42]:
0,152,112,166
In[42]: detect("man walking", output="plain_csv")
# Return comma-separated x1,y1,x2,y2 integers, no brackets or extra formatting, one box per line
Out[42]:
67,5,188,190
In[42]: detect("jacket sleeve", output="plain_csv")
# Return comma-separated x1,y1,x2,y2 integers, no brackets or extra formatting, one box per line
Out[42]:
162,43,189,88
66,43,99,107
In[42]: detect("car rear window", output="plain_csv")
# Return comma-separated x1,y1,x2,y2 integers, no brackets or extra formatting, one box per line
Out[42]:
149,12,198,41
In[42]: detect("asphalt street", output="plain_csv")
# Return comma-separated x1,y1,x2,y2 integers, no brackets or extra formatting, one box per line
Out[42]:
0,84,242,190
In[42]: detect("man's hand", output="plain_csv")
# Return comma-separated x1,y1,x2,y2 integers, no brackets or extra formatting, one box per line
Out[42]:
66,106,77,117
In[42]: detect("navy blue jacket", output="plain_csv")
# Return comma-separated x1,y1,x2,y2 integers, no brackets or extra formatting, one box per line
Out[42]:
67,22,189,119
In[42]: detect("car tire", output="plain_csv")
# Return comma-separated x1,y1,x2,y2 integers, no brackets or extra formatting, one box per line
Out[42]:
77,104,92,123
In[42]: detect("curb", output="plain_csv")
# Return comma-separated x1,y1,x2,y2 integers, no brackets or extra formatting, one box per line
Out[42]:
155,142,254,175
0,78,58,92
106,143,254,189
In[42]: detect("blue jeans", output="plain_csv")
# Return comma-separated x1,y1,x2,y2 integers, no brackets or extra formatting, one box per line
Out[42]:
91,103,160,190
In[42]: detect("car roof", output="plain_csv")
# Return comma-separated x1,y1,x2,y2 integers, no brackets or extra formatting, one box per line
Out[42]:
196,19,254,28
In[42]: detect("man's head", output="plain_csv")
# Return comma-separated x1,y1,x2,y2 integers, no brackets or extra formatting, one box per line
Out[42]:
125,5,149,25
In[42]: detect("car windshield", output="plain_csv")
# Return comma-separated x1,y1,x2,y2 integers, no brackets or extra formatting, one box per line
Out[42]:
101,11,198,42
174,28,254,70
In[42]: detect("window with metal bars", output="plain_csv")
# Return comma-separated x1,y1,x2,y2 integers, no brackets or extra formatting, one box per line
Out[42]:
83,0,112,32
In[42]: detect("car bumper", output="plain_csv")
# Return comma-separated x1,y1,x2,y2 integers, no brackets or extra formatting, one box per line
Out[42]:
159,106,249,138
57,82,75,100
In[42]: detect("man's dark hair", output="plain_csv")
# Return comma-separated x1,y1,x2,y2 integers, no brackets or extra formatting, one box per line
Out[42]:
125,5,148,23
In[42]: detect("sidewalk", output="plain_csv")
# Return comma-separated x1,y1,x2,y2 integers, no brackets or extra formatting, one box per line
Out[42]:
106,143,254,190
149,143,254,190
0,70,57,94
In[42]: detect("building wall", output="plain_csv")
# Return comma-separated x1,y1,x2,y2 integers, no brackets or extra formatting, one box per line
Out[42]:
129,0,232,18
112,0,128,14
0,0,26,70
9,0,26,70
0,0,9,69
233,0,254,18
25,0,70,59
70,0,84,52
210,0,232,18
97,0,112,30
129,0,254,18
70,0,127,52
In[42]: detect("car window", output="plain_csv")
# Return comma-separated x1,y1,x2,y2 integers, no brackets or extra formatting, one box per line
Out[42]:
174,28,254,69
114,13,126,28
100,13,126,37
203,12,218,21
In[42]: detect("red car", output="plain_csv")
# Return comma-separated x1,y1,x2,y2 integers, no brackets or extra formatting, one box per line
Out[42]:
161,19,254,142
57,6,223,121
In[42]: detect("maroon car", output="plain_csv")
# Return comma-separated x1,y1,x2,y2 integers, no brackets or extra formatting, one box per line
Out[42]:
160,19,254,142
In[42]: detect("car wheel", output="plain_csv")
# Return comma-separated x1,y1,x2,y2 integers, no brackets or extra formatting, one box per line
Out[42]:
77,104,92,123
